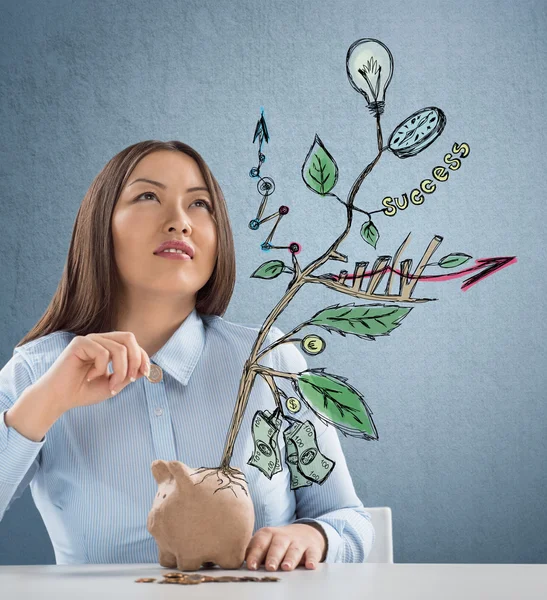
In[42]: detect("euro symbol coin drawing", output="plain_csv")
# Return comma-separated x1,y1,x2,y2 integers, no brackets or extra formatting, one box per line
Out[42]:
301,334,326,355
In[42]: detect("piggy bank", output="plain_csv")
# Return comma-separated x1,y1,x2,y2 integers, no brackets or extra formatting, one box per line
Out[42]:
147,460,255,571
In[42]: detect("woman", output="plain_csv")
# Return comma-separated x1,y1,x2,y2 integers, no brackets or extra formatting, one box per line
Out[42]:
0,140,375,569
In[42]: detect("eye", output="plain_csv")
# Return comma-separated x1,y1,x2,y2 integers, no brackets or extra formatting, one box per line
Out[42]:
135,192,212,211
136,192,159,202
193,199,213,211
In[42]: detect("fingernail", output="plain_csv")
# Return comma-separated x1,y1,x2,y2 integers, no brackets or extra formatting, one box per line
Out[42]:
146,364,151,377
249,561,256,569
282,562,291,569
111,388,117,395
129,377,136,383
267,561,276,570
307,561,316,568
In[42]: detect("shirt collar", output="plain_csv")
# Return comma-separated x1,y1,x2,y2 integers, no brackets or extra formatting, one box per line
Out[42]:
149,308,206,386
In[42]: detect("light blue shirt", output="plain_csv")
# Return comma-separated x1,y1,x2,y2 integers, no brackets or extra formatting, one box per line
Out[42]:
0,308,375,564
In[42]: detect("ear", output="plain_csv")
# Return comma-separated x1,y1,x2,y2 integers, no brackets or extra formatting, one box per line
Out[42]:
166,461,192,488
151,460,172,484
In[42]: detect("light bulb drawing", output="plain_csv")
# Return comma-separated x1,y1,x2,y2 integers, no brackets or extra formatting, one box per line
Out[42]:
346,38,394,117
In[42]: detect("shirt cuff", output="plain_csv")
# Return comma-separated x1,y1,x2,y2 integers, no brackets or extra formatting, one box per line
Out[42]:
293,517,342,563
0,409,46,483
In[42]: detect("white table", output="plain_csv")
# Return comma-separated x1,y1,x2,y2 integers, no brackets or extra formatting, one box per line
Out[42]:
0,563,545,599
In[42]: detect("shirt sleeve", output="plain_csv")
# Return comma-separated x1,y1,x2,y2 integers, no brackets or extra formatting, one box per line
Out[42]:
269,326,376,563
0,347,46,521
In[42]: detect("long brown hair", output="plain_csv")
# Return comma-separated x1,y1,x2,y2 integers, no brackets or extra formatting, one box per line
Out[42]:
16,140,236,348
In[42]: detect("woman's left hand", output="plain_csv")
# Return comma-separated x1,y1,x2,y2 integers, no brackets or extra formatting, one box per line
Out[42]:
245,523,327,571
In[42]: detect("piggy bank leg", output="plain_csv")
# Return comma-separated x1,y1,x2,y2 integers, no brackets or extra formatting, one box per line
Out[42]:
159,547,177,568
176,554,204,571
217,554,245,570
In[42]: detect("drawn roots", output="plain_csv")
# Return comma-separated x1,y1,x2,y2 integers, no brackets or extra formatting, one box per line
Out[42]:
190,466,249,498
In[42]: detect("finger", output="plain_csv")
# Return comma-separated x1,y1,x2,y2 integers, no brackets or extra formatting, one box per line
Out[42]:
95,331,148,382
74,337,110,382
138,346,151,378
87,335,128,394
118,332,141,381
280,542,306,571
303,546,322,569
264,533,291,571
86,338,149,387
245,529,273,570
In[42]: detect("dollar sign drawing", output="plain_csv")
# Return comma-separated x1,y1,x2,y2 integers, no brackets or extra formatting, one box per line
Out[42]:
286,397,301,413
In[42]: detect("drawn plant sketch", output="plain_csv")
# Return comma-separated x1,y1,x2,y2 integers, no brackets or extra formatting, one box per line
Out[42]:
196,38,517,495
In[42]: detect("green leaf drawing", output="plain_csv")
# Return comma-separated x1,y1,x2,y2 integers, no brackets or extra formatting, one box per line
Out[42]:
292,368,378,439
360,220,379,248
251,260,286,279
438,253,472,268
301,134,338,195
308,302,412,340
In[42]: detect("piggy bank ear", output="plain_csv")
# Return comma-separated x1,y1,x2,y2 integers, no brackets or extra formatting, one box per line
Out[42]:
151,460,172,484
167,461,193,488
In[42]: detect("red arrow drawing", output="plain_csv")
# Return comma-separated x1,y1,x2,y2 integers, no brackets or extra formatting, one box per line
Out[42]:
322,256,517,292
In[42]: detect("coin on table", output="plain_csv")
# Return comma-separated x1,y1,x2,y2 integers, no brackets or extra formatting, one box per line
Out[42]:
165,575,202,585
146,363,163,383
182,574,205,584
135,578,156,583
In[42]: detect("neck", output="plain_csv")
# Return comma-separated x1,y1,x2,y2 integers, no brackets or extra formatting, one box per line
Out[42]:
114,292,196,357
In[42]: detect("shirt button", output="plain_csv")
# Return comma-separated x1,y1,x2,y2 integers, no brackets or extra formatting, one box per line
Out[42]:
155,407,163,417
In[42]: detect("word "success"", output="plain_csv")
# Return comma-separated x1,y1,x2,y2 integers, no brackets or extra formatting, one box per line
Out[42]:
382,142,470,217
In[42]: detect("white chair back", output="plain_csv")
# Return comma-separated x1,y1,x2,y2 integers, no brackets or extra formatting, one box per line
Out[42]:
364,507,393,563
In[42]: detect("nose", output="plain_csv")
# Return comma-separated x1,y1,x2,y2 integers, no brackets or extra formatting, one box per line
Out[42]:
167,219,192,234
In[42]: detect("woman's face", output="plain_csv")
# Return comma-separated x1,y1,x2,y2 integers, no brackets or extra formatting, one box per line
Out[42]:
112,150,218,304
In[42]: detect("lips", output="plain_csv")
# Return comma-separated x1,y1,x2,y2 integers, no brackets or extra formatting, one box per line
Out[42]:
156,251,192,261
153,239,194,258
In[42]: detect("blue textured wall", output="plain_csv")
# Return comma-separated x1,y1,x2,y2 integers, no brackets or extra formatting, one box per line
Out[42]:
1,0,545,564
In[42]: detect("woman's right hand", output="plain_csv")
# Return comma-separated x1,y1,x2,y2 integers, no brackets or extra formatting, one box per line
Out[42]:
36,332,152,413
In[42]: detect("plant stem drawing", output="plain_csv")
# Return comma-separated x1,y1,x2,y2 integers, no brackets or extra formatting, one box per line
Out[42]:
211,37,517,494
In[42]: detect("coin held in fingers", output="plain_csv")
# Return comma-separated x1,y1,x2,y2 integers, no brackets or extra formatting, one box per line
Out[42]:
146,363,163,383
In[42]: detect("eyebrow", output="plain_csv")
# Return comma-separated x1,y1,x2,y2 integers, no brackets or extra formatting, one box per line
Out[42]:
127,178,210,194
